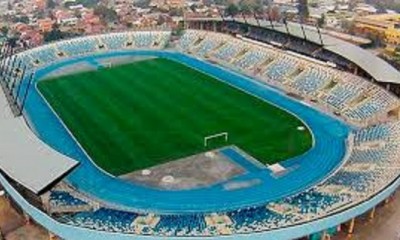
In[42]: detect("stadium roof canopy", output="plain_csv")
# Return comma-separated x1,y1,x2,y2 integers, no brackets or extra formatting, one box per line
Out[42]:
0,96,78,194
185,17,400,84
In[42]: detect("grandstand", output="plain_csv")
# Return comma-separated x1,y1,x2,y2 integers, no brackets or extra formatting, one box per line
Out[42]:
179,30,399,126
0,20,399,240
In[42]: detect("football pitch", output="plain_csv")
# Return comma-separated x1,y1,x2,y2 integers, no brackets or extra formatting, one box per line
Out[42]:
38,58,312,175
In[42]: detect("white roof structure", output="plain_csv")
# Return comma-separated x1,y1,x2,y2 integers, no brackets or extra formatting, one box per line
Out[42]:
245,19,400,83
0,91,78,194
186,17,400,84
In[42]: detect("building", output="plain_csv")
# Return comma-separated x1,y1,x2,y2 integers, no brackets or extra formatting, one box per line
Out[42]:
150,0,184,9
354,13,400,47
54,10,79,26
12,23,30,33
34,0,46,10
37,18,54,32
20,29,43,46
165,0,184,8
353,3,377,15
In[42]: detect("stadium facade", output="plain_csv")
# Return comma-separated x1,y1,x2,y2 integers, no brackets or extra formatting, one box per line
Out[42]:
0,19,400,240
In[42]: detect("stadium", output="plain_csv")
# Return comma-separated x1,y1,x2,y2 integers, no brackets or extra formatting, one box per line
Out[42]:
1,18,400,240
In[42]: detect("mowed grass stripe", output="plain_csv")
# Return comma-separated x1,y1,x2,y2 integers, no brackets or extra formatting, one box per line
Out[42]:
39,75,142,173
38,58,312,175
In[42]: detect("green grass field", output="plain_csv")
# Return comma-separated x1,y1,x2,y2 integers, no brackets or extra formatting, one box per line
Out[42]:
38,58,312,175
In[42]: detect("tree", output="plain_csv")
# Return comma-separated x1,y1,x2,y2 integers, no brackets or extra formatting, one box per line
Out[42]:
0,26,8,36
126,22,133,28
269,5,281,21
169,8,183,17
133,0,151,8
366,32,384,48
43,24,64,42
94,5,118,23
317,14,325,28
365,0,400,13
341,19,355,33
173,23,185,36
13,16,30,24
202,0,213,5
238,0,263,15
297,0,309,23
74,9,82,18
36,10,46,19
189,4,197,13
375,2,387,13
252,2,263,16
309,2,317,8
214,0,227,5
239,3,251,15
47,0,56,9
225,3,239,17
68,0,98,8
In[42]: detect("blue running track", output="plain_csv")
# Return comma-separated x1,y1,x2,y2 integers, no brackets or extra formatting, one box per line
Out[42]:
20,50,350,213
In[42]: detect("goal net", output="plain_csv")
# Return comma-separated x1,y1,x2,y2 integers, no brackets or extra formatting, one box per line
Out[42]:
204,132,228,147
101,62,113,69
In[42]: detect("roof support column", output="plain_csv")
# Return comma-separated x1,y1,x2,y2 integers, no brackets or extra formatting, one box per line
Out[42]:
385,197,391,206
347,218,355,236
321,230,331,240
49,232,58,240
23,212,31,225
369,206,376,222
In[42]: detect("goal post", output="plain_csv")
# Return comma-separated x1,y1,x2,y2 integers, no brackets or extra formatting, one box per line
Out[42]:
101,62,113,69
204,132,228,147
